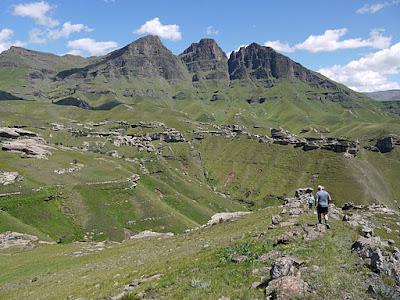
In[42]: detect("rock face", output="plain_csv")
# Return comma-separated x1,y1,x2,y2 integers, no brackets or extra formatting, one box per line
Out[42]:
375,136,400,153
0,90,23,100
228,43,342,91
57,35,189,81
179,38,229,82
0,231,39,249
53,97,92,109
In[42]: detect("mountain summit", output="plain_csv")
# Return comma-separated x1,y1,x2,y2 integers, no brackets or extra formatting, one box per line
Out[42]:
57,35,189,81
179,38,229,82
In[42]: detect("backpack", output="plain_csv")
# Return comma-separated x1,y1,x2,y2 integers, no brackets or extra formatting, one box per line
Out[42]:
307,195,315,204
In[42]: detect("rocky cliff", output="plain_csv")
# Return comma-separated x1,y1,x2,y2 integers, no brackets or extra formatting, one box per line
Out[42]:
228,43,343,92
179,38,229,82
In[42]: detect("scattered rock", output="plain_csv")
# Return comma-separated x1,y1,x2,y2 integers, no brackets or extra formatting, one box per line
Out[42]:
258,251,281,263
351,236,388,259
111,273,162,300
303,224,327,241
230,254,249,263
207,211,251,225
342,202,364,210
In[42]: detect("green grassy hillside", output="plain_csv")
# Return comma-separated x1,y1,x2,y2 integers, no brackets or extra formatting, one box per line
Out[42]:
0,92,399,243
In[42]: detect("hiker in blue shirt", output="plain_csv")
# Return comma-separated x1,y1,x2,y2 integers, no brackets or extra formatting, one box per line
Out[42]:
306,191,315,210
315,185,331,229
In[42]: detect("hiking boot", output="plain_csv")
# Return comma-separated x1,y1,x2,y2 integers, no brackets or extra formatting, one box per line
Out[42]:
326,223,331,229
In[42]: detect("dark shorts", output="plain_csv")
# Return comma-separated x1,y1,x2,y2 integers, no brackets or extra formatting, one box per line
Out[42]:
317,206,328,214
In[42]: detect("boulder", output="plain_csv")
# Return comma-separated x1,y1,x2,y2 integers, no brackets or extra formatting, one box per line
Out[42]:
271,215,283,225
375,136,398,153
362,225,374,238
351,236,388,259
265,276,309,300
0,171,19,185
270,256,304,279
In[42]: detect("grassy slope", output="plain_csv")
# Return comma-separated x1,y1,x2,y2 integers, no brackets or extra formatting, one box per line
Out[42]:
0,88,399,242
0,208,390,300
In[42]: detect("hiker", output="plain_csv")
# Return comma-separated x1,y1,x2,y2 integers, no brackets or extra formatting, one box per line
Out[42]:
306,191,315,210
315,185,331,228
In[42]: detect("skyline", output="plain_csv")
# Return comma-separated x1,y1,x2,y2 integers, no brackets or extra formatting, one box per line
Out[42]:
0,0,399,92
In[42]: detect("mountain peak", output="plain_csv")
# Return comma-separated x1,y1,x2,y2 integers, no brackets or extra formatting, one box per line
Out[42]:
58,35,189,81
179,38,228,82
129,35,162,46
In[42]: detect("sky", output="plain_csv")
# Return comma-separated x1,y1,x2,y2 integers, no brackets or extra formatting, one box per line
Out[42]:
0,0,399,92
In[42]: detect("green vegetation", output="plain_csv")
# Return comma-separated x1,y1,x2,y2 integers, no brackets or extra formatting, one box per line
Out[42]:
1,208,393,299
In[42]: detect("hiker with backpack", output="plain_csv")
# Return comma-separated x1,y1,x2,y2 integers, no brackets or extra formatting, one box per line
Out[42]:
315,185,331,229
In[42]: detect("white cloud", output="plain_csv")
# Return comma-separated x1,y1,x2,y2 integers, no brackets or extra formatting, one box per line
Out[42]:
48,22,92,39
319,43,400,92
64,49,83,56
264,28,391,53
67,38,118,56
0,28,25,53
206,26,219,36
356,1,400,14
14,1,59,28
28,28,46,44
135,17,182,41
264,40,294,53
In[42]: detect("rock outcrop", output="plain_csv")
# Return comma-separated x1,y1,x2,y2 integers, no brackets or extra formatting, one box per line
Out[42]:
53,97,92,109
0,171,19,185
128,230,174,239
0,231,39,249
270,128,359,156
0,127,38,139
207,211,251,225
2,137,52,159
0,90,23,100
179,38,229,82
375,135,400,153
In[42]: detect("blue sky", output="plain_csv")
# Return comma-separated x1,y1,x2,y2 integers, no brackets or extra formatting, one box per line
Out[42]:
0,0,399,92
